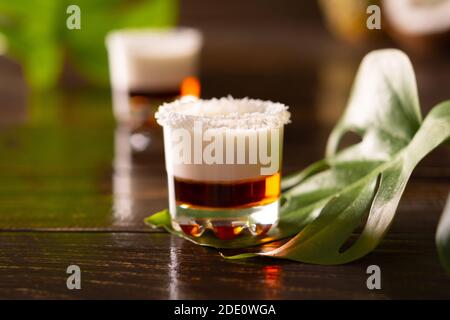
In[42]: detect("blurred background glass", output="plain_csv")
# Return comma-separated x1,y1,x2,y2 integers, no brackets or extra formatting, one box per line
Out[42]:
106,27,202,130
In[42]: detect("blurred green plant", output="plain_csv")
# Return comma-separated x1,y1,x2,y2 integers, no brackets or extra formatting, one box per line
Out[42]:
0,0,178,90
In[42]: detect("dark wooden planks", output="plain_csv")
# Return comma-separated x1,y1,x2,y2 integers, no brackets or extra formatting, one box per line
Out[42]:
0,232,448,299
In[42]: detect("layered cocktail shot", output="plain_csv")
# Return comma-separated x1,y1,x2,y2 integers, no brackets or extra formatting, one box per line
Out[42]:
156,97,290,239
106,28,202,129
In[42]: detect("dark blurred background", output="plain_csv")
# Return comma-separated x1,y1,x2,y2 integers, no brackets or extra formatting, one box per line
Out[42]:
1,0,449,119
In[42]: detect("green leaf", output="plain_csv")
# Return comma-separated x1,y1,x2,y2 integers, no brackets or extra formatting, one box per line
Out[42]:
326,49,422,158
244,101,450,265
437,195,450,274
144,209,171,229
145,49,450,268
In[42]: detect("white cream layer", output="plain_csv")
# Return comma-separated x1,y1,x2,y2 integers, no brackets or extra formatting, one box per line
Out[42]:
106,28,202,92
158,97,290,181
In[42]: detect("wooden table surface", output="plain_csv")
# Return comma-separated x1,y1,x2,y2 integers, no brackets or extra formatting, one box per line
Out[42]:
1,7,450,298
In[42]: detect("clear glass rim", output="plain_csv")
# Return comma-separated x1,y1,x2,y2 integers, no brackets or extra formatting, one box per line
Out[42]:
105,27,203,49
155,96,291,130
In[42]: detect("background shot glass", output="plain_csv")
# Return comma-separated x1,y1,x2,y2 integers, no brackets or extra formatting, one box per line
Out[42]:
156,97,291,240
106,28,203,130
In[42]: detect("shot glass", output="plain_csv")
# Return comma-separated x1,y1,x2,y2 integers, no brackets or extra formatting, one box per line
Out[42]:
156,97,290,240
106,28,203,130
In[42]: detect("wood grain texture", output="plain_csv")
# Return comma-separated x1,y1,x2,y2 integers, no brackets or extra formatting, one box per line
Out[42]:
0,232,449,299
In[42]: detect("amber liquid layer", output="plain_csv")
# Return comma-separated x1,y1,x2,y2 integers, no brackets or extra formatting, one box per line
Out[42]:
174,173,280,208
128,76,200,103
125,76,200,130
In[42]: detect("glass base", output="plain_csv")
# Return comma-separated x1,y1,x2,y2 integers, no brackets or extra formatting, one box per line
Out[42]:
171,199,279,240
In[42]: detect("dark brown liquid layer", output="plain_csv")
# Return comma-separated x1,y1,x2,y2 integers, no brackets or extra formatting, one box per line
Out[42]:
128,89,180,100
174,173,280,208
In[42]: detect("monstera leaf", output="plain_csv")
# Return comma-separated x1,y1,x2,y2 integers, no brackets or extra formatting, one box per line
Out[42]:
0,0,177,89
145,49,450,270
437,195,450,273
